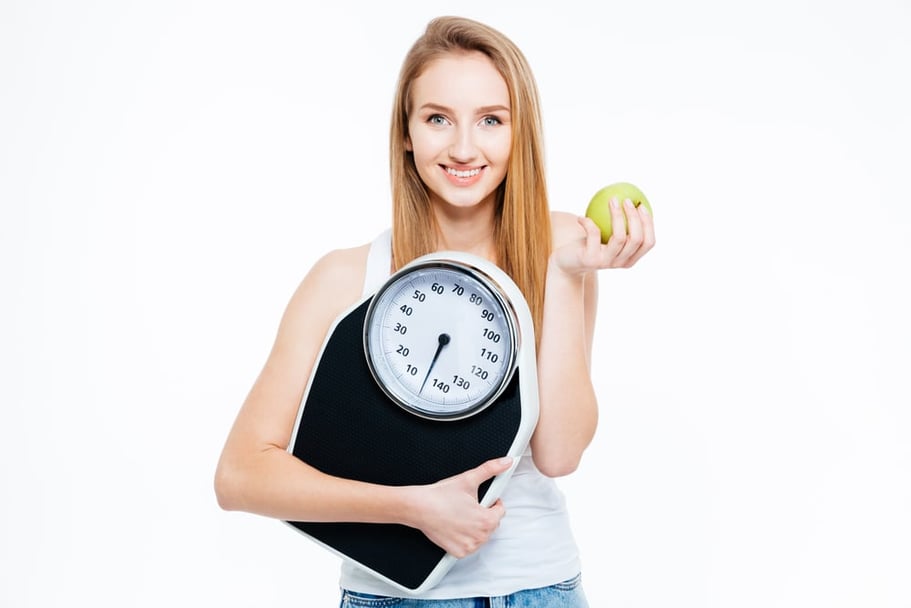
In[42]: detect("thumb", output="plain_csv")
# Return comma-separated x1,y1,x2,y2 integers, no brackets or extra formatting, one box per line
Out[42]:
466,456,513,487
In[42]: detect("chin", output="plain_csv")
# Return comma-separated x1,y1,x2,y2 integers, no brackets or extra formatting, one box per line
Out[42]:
434,186,499,210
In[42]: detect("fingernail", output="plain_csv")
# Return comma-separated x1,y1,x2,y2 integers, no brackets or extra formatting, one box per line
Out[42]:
624,198,634,208
610,197,620,208
498,456,513,466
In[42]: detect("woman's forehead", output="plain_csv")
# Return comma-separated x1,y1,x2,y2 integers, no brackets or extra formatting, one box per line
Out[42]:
410,51,509,111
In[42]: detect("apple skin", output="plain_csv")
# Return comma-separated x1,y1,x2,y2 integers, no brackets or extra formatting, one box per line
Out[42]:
584,182,652,243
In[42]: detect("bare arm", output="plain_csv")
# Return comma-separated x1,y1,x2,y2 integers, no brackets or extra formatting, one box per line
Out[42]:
531,202,655,476
213,246,510,557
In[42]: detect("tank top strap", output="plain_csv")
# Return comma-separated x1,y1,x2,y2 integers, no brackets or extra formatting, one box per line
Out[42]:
362,228,393,298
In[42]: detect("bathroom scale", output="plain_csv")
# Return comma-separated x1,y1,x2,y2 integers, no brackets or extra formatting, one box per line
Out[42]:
284,250,539,594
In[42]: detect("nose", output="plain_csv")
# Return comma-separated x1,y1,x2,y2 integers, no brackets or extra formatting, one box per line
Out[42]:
448,124,478,163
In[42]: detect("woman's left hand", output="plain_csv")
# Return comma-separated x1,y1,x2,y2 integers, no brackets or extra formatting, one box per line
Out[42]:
551,197,656,275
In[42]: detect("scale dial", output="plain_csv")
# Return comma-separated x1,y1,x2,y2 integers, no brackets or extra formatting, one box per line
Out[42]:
364,256,519,421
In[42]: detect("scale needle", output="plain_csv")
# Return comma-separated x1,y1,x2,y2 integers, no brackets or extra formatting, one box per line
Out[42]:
419,333,450,394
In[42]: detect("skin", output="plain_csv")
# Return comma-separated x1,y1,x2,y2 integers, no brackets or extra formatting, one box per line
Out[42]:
214,50,655,559
405,51,511,260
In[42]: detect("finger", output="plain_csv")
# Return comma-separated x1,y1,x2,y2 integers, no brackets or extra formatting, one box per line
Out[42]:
639,203,656,249
619,198,645,262
610,196,628,241
600,197,627,263
622,203,656,267
579,216,603,262
488,498,506,519
467,456,513,486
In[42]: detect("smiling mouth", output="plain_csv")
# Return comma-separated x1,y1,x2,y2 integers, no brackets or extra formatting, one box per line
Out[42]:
444,166,483,178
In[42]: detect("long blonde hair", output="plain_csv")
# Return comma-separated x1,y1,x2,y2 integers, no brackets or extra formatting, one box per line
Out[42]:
389,16,552,340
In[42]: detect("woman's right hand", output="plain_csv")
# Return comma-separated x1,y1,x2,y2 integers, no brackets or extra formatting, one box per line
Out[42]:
405,456,513,558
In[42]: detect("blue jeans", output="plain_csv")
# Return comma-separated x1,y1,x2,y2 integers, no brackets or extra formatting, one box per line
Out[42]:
339,574,588,607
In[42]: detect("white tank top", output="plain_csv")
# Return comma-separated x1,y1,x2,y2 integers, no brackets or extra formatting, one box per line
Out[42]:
338,229,581,598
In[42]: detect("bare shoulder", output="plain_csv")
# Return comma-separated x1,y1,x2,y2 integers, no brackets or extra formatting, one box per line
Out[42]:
550,210,585,249
294,243,371,321
309,243,371,288
272,243,371,343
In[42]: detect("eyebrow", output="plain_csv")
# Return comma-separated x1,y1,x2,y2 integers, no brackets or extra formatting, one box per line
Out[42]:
418,102,511,115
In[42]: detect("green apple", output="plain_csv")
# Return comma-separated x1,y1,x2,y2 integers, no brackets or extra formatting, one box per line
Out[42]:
584,182,652,243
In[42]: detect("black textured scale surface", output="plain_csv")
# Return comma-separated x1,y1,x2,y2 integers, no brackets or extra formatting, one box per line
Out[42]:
286,297,523,591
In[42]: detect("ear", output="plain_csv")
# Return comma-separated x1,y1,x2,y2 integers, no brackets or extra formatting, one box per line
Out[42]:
404,135,412,152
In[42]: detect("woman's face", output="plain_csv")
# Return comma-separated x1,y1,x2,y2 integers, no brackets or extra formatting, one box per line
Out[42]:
406,51,512,213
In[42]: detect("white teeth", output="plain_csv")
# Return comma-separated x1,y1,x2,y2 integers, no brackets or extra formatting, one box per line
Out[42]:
446,167,481,178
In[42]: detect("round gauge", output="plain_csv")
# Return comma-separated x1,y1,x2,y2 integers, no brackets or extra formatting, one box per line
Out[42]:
363,255,519,421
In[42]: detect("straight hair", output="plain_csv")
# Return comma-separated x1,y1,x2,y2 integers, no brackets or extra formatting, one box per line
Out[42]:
389,16,552,342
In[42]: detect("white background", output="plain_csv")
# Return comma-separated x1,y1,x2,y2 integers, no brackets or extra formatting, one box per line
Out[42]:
2,1,909,606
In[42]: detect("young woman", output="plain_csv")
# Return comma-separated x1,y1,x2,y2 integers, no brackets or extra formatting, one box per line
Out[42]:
215,15,655,607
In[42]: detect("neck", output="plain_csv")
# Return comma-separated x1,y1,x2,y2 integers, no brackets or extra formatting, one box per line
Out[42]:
432,205,498,262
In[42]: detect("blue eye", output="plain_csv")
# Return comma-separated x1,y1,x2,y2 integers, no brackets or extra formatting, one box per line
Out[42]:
481,116,501,126
429,114,448,125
